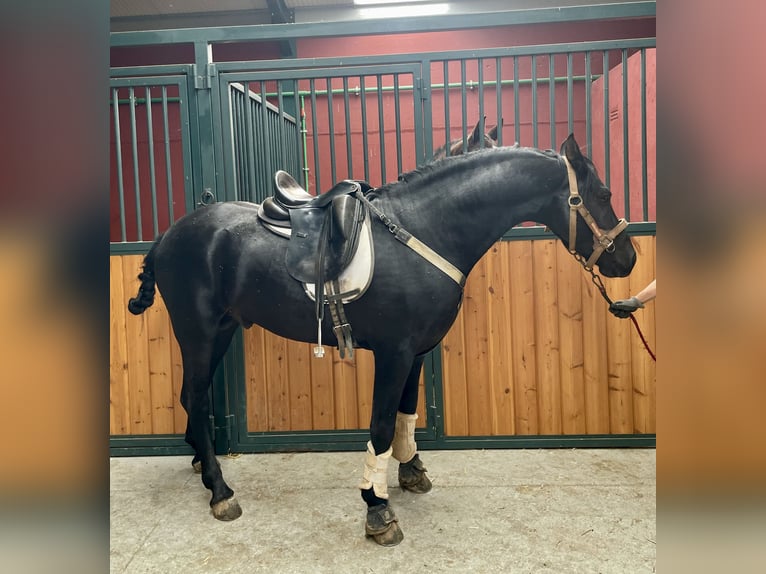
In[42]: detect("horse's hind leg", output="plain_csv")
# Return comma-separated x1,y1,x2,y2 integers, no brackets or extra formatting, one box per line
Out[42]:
179,316,242,521
393,354,432,494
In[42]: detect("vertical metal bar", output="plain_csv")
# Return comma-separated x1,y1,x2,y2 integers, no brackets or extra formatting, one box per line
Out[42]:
343,76,354,178
641,48,648,220
531,55,538,149
603,50,611,187
622,48,630,219
238,88,249,200
277,81,287,172
327,77,337,184
393,73,402,174
443,61,451,155
415,67,427,166
144,87,159,237
244,83,258,200
309,78,321,193
230,88,242,199
460,59,467,151
377,74,386,183
513,56,520,144
495,57,503,146
293,82,303,186
478,58,485,147
585,52,592,156
567,53,574,135
161,86,174,224
259,80,271,196
112,88,127,242
549,55,556,150
128,87,143,240
359,75,370,181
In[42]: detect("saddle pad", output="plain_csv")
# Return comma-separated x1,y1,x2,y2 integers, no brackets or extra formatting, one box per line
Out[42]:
303,216,374,304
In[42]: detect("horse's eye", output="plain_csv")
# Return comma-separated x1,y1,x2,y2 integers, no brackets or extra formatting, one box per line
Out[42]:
599,189,612,203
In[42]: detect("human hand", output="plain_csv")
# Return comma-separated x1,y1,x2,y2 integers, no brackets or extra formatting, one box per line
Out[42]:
609,296,644,318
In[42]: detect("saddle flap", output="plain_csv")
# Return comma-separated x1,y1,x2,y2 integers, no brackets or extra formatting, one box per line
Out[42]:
285,196,366,284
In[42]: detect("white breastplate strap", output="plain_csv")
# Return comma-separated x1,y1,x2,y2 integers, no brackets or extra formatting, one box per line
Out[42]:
358,441,392,499
392,412,418,463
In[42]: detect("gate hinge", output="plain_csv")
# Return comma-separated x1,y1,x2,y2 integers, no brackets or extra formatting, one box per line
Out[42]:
210,413,235,441
415,77,429,101
193,63,217,89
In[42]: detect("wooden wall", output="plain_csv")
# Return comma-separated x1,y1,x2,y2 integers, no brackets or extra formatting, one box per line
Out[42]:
110,235,655,437
441,235,655,436
110,254,186,435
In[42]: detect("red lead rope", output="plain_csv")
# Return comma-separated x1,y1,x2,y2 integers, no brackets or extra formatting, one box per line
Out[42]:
588,271,657,362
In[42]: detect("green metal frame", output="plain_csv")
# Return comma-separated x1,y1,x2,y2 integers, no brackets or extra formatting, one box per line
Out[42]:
110,12,657,456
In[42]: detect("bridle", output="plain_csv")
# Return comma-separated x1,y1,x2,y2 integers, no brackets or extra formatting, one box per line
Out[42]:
562,156,655,361
563,156,628,271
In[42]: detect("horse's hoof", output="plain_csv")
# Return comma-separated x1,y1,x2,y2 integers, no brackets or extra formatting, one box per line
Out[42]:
211,497,242,521
398,454,432,494
192,460,202,474
364,503,403,546
366,521,404,546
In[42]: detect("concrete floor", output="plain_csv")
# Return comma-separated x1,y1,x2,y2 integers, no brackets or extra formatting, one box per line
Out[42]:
110,448,655,573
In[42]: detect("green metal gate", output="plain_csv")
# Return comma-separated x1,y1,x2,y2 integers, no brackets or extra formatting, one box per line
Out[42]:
110,37,656,455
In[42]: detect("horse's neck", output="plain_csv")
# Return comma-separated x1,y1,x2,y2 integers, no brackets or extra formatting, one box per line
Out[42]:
381,151,563,275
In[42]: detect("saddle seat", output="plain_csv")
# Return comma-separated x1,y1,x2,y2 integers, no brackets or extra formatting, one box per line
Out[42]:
256,169,375,296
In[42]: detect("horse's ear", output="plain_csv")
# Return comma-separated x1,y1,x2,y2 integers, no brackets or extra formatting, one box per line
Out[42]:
487,124,499,141
561,133,584,168
469,117,484,145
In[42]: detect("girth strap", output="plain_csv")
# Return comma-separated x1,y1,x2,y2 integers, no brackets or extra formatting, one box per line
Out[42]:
354,191,466,288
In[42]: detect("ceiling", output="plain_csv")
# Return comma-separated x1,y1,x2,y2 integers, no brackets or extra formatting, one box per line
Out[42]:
111,1,647,32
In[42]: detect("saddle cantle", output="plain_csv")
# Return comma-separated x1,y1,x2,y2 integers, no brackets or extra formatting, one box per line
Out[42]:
256,171,375,358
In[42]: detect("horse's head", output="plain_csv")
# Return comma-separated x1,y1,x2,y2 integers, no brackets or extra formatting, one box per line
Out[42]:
555,134,636,278
434,117,500,159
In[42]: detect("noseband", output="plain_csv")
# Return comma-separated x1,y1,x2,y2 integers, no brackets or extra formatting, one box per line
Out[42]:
563,157,628,271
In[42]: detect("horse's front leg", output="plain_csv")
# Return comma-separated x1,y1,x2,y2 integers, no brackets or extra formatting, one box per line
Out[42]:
359,349,414,546
392,354,433,494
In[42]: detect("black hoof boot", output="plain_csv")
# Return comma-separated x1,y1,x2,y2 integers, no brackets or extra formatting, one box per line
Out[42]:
398,454,432,493
365,503,404,546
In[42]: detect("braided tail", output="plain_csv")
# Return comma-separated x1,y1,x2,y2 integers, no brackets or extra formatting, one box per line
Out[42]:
127,235,163,315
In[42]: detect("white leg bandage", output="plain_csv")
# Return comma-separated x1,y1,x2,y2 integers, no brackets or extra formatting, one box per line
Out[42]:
392,411,418,463
358,440,392,499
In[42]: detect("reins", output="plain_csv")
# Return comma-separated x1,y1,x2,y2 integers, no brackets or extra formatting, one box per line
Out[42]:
563,157,656,362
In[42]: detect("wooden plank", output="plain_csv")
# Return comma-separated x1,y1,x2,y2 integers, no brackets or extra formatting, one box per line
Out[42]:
487,243,515,435
244,326,269,432
309,341,336,429
463,254,493,435
109,256,131,435
441,306,469,435
264,333,291,431
630,235,656,433
146,291,175,434
580,261,610,434
532,240,562,434
355,349,375,430
122,255,153,434
603,273,634,434
332,350,359,430
508,241,538,435
556,245,586,434
286,339,313,431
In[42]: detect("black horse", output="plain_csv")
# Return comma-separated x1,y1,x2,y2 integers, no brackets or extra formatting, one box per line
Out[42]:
128,135,635,546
